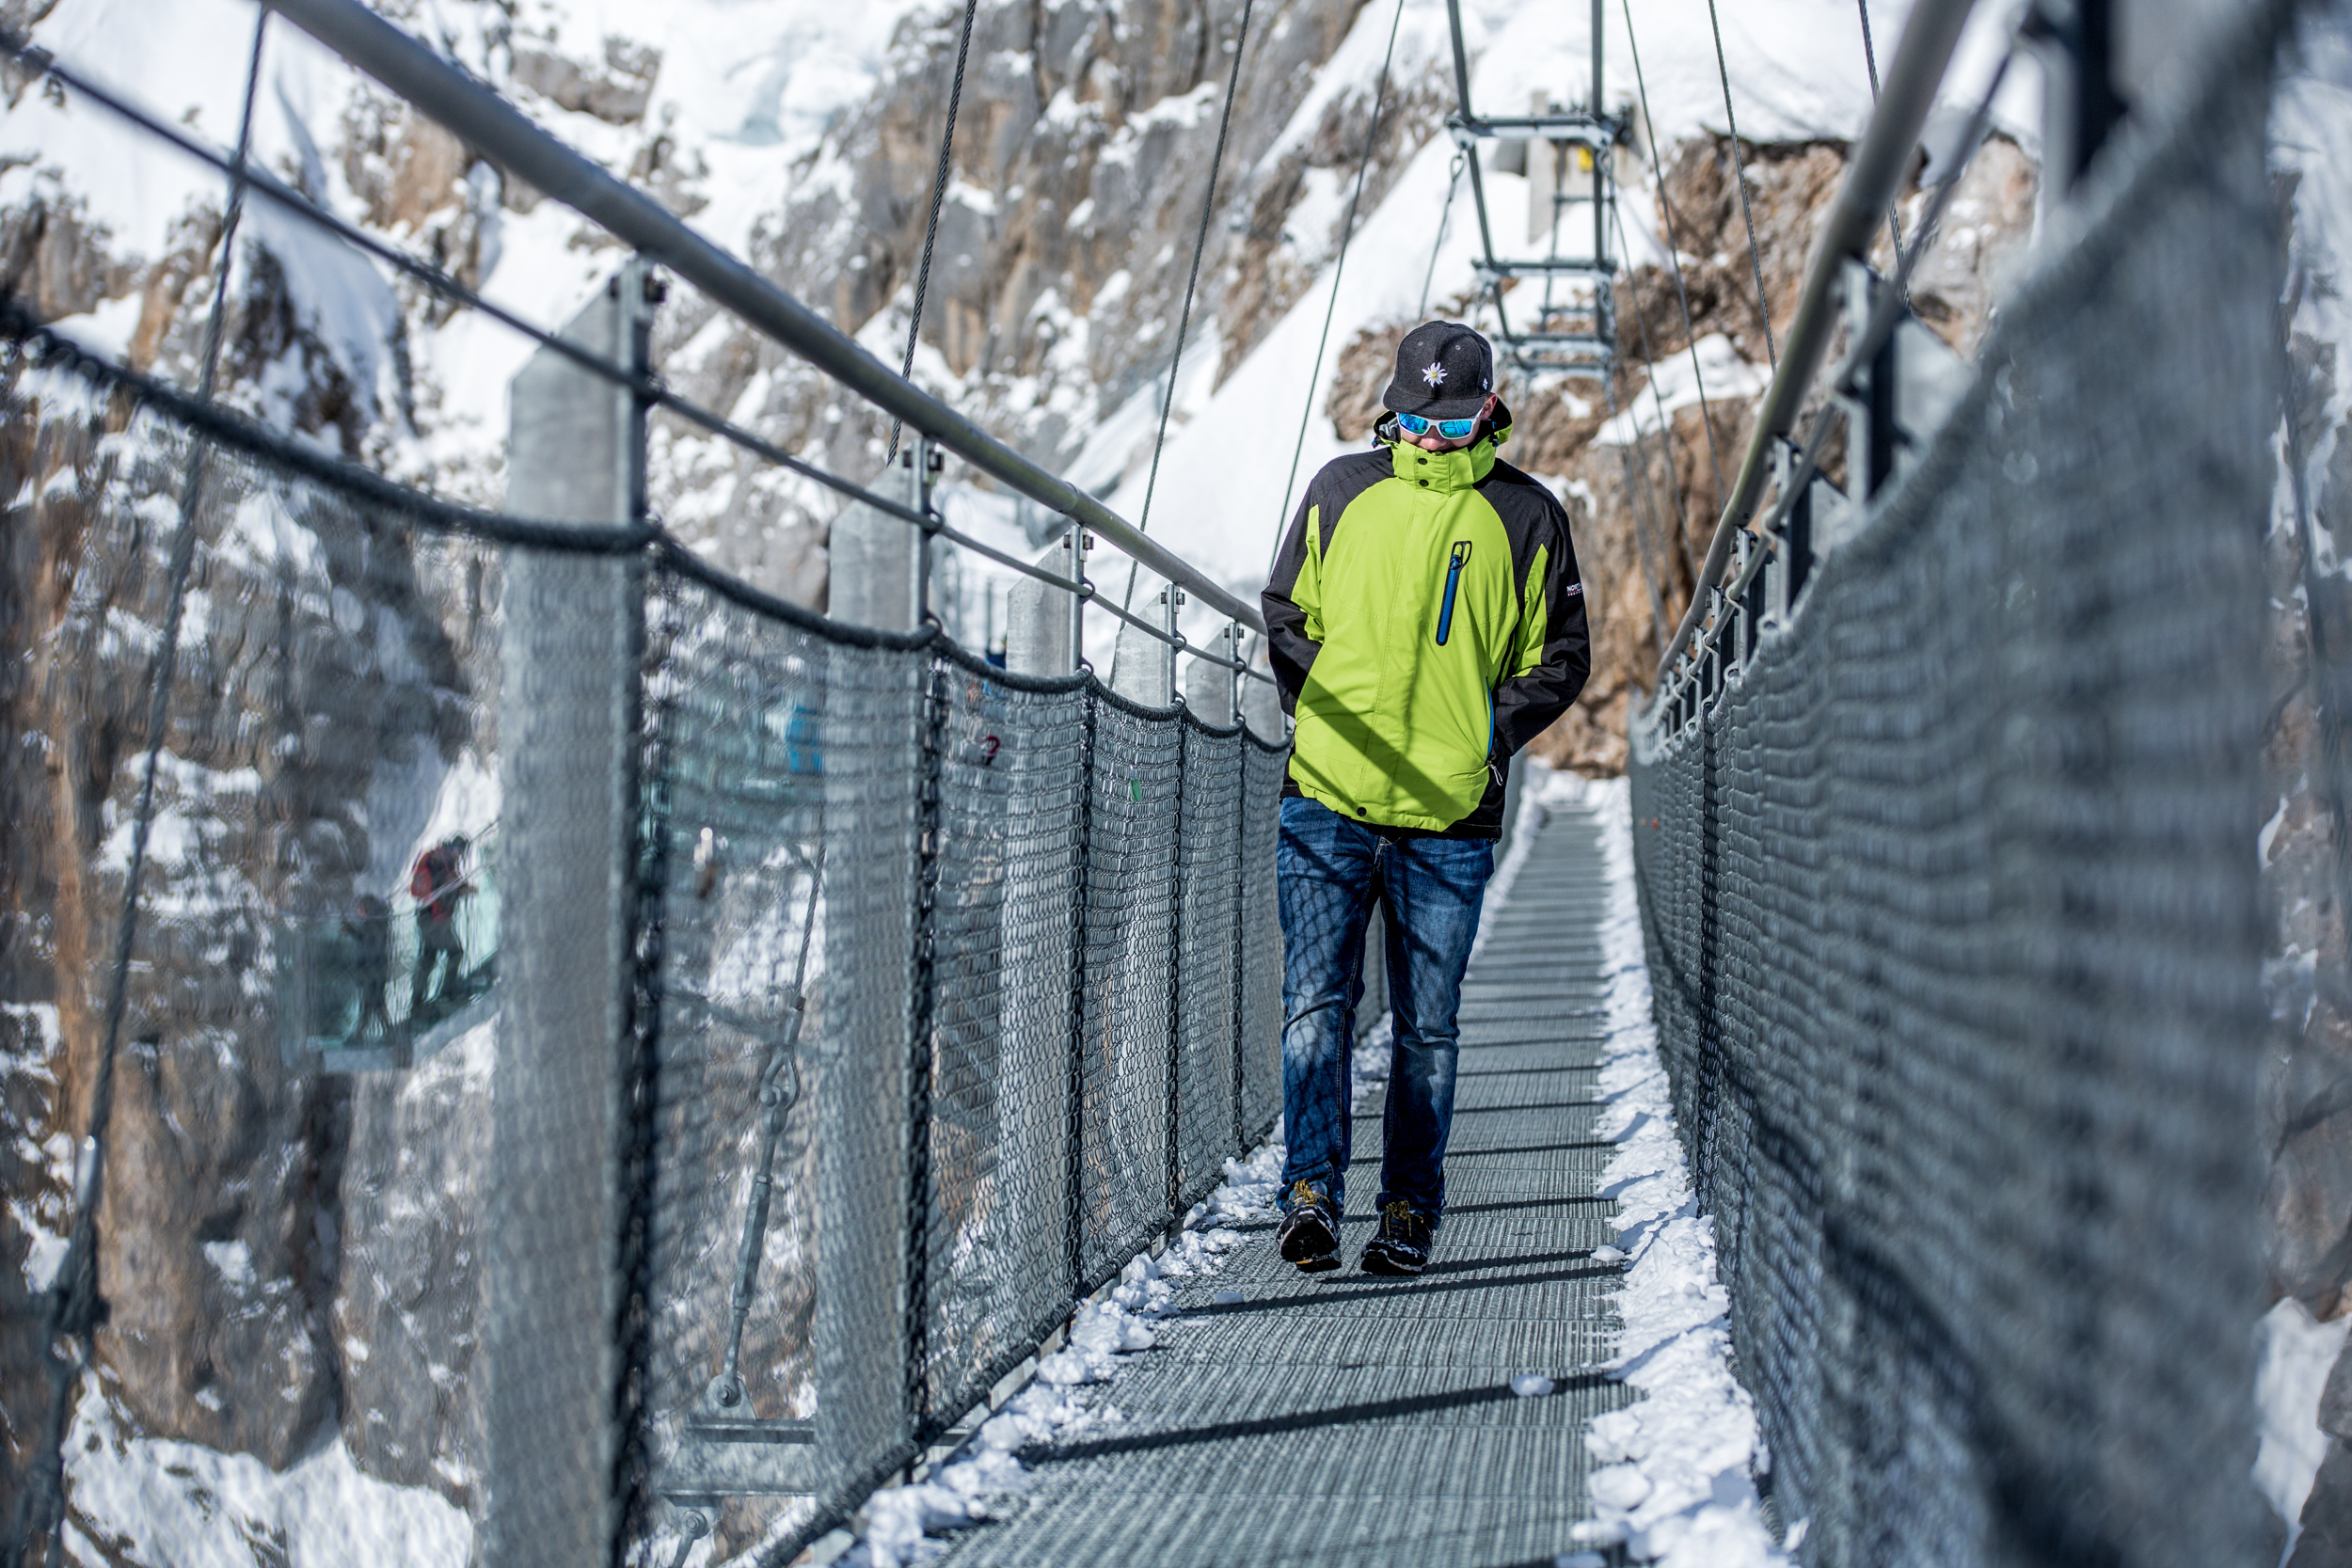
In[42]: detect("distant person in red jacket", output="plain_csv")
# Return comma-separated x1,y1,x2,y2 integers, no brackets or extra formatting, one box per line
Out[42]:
409,835,471,1018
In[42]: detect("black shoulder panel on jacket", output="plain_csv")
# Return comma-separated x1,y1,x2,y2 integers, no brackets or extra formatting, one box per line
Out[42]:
1302,449,1391,559
1263,447,1393,716
1474,457,1574,594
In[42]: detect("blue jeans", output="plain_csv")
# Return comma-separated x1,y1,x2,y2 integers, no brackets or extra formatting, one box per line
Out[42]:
1277,797,1494,1218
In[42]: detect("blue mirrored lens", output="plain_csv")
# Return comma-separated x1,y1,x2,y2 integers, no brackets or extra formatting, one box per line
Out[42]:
1396,414,1481,438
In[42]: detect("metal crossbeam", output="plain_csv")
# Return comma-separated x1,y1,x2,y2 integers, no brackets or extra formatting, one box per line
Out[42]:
1447,111,1621,148
1473,258,1616,279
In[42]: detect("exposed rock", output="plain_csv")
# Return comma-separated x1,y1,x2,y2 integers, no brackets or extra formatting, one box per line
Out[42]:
660,0,1403,602
2296,1439,2352,1567
333,1027,491,1499
0,1006,60,1526
0,199,485,1485
1900,135,2038,356
510,38,661,127
2263,154,2352,1319
339,93,508,311
0,180,140,321
2321,1340,2352,1441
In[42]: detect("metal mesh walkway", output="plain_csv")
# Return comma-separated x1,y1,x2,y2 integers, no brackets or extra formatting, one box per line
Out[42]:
936,802,1629,1567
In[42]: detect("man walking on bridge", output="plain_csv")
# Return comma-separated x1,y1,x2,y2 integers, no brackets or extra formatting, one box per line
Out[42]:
1262,321,1588,1275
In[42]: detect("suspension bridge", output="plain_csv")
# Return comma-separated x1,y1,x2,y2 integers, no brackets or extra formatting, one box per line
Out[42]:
0,0,2313,1562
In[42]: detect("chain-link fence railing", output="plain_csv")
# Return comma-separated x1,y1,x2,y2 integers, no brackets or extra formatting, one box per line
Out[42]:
1627,10,2290,1564
0,337,1287,1565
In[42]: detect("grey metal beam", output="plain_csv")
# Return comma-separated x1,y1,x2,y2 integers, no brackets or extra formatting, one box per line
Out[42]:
1448,113,1619,147
261,0,1267,637
1649,0,1979,689
1472,258,1617,278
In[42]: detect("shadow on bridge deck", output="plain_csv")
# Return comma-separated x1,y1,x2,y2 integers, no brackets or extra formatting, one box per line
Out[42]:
933,803,1630,1568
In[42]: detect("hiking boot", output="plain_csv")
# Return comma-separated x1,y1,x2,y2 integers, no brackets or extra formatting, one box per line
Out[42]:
1359,1200,1436,1276
1277,1180,1342,1274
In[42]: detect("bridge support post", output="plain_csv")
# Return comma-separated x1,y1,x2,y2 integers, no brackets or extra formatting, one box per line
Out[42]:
1111,586,1175,706
1006,530,1078,675
814,441,931,1489
485,258,656,1568
830,444,928,632
1240,656,1283,743
1185,625,1239,726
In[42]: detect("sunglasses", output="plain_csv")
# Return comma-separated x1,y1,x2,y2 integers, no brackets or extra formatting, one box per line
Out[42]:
1394,397,1495,441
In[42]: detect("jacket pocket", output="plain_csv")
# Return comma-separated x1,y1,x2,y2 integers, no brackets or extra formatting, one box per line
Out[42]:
1435,541,1471,646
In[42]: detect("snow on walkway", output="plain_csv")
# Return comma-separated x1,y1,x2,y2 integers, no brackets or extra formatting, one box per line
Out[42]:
815,770,1787,1568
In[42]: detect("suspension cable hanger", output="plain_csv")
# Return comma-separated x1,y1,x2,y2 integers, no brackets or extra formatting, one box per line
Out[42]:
8,18,271,1565
243,0,1263,638
1120,0,1258,624
1272,0,1408,566
1618,0,1729,518
886,0,981,465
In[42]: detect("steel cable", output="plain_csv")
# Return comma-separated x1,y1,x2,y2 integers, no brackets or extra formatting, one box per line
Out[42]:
1271,0,1410,569
7,19,268,1567
1120,0,1259,622
1702,0,1778,367
1419,150,1468,321
1856,0,1912,272
887,0,983,464
1613,199,1701,587
1619,0,1730,517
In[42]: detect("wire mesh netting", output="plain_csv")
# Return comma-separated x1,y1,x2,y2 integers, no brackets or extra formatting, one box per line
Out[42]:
0,351,1290,1564
1626,19,2285,1568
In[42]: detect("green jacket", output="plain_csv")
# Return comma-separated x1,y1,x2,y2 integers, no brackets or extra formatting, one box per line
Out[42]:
1263,410,1589,837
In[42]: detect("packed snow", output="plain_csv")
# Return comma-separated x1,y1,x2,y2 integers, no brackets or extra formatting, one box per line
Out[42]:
2258,1298,2351,1560
58,1385,472,1568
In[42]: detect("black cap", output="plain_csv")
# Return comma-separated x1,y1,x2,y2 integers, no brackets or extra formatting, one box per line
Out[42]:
1382,321,1495,420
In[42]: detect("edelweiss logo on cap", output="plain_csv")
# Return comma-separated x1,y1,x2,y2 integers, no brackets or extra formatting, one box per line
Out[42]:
1422,361,1446,388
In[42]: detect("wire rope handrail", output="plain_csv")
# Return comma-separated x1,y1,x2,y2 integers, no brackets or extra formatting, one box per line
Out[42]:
1646,0,1982,695
1661,34,2016,685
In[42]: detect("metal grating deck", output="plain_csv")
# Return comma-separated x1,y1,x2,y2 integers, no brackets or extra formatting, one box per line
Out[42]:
933,803,1630,1567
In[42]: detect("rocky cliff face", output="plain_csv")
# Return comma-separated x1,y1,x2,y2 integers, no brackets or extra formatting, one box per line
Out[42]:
9,0,2350,1553
2262,21,2352,1545
0,199,496,1523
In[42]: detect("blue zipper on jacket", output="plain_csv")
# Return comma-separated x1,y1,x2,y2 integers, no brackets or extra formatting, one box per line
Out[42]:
1436,540,1471,645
